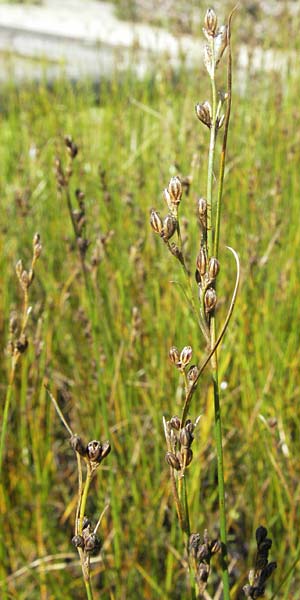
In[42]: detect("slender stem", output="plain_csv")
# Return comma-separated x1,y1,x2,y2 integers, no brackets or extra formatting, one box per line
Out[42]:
210,318,230,598
206,47,217,258
0,359,18,474
214,11,233,259
180,247,240,428
75,453,83,536
208,17,235,597
84,579,94,600
79,465,93,534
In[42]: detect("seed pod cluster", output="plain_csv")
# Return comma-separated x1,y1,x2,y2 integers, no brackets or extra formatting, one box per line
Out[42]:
150,176,184,249
72,518,101,555
243,526,277,599
164,417,199,472
65,135,78,159
195,101,212,129
189,530,221,593
203,9,228,76
8,233,42,359
70,435,111,466
168,345,193,370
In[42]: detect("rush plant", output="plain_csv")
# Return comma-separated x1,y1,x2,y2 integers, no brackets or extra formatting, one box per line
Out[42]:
151,7,276,599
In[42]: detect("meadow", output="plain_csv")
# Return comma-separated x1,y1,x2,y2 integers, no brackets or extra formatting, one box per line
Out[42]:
0,6,300,599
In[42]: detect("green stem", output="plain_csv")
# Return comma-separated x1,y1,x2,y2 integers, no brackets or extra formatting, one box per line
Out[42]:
78,465,93,534
0,361,17,475
84,578,94,600
210,319,230,599
206,33,231,600
206,66,217,258
214,13,233,259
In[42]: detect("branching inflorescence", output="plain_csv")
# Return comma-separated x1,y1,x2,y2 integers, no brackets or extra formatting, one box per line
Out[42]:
46,388,111,600
0,233,42,474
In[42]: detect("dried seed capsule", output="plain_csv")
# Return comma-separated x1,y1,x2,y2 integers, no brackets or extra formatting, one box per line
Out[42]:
181,447,193,467
196,249,207,276
86,440,102,462
15,334,28,354
150,209,163,234
82,517,91,530
72,535,84,549
198,197,207,219
33,242,42,260
189,533,202,555
168,176,182,204
33,232,40,246
195,101,212,128
208,257,220,280
16,260,23,279
9,313,18,334
180,345,193,367
70,435,87,456
204,8,218,36
180,427,193,448
258,538,272,554
263,561,277,579
163,188,173,212
197,563,209,583
161,214,177,241
85,533,101,554
169,415,181,430
209,539,221,554
169,346,180,365
256,526,268,546
185,419,195,433
165,451,181,471
197,543,210,562
187,365,199,383
204,288,217,313
21,270,30,289
99,441,111,462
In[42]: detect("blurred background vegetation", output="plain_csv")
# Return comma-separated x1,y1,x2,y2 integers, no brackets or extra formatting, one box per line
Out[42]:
0,1,300,598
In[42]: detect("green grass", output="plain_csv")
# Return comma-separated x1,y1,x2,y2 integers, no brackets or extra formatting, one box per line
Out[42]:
0,47,300,599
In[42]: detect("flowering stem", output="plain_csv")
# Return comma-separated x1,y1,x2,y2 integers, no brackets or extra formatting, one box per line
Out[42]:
206,30,231,600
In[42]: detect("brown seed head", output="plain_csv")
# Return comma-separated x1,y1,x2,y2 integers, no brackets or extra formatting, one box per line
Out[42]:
15,333,28,354
209,539,221,554
169,415,181,430
85,533,101,554
195,101,212,128
187,365,200,383
179,427,193,448
198,197,207,218
161,215,177,241
204,288,217,313
256,526,268,546
86,440,102,462
72,535,84,549
169,346,180,365
196,248,207,276
180,345,193,367
150,209,163,234
70,434,87,456
208,257,220,280
168,176,182,204
204,8,218,36
16,259,23,280
181,446,193,467
99,441,111,461
165,451,181,471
